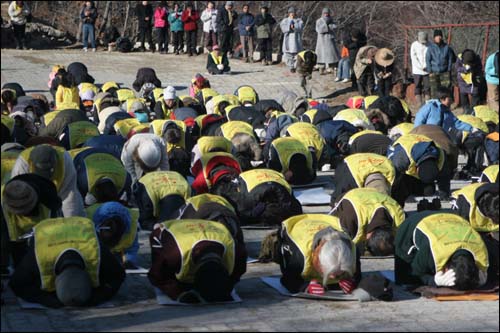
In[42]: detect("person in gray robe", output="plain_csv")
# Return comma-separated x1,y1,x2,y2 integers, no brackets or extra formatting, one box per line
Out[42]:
280,7,304,73
315,8,340,75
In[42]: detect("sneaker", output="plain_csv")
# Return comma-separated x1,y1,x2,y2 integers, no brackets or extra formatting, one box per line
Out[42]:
334,77,341,82
83,47,88,52
92,48,96,52
341,78,350,83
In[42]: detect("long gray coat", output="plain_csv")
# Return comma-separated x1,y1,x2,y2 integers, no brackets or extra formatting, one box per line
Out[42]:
280,17,304,54
315,17,340,64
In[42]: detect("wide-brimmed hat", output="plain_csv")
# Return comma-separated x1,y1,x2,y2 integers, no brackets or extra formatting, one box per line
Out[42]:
3,180,38,215
375,48,395,67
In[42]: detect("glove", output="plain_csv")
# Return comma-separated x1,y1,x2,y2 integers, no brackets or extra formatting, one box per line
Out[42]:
217,64,224,70
434,269,456,287
306,280,325,295
339,278,356,294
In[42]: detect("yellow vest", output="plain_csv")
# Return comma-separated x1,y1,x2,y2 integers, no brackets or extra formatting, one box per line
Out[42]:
210,52,223,65
138,171,190,217
67,147,92,160
344,153,395,187
457,115,489,133
43,110,62,126
21,145,65,191
239,169,291,193
392,123,415,137
348,130,384,145
116,88,135,103
56,86,80,110
338,188,404,244
150,120,186,152
282,214,356,284
160,219,235,283
85,204,139,254
297,50,315,62
220,121,255,140
473,105,499,125
152,88,164,103
114,118,142,139
200,152,240,189
363,95,379,109
271,137,313,174
393,134,445,179
1,115,14,134
123,98,147,113
102,81,119,93
197,136,233,155
334,109,371,128
184,194,235,213
225,105,240,119
301,109,318,123
481,165,499,183
1,150,22,185
65,121,100,149
199,88,219,105
286,122,325,162
452,183,498,233
236,86,257,105
416,213,489,273
34,217,100,292
210,95,231,115
398,98,411,115
83,153,127,196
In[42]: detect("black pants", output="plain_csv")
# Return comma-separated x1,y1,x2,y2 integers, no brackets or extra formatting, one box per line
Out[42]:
220,31,233,55
155,27,169,52
358,70,375,97
138,25,153,50
258,38,273,62
378,78,392,97
172,31,184,53
462,133,486,174
459,93,481,115
392,174,434,207
186,30,197,55
12,24,26,48
413,74,430,95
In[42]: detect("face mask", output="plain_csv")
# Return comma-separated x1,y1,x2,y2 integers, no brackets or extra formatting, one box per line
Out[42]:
464,64,471,71
136,112,149,123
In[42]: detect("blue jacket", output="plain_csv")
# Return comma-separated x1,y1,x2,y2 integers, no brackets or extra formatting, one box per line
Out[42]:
426,42,454,73
317,120,358,157
83,135,125,160
414,99,472,133
238,13,255,36
168,11,184,32
485,51,499,85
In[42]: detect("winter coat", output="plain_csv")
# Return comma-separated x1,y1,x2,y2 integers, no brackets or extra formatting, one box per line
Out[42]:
67,62,95,86
132,68,162,92
216,7,238,33
80,4,97,25
425,42,454,74
168,11,184,32
315,17,340,64
455,53,483,95
354,45,377,79
410,41,428,75
97,106,124,134
201,8,218,33
485,51,499,85
280,17,303,54
136,3,153,28
83,135,126,161
8,1,30,26
238,13,255,37
38,109,87,138
414,99,473,133
343,31,367,67
154,7,169,28
181,9,200,32
255,13,276,40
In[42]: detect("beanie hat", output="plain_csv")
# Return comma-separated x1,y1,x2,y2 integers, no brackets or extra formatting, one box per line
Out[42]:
226,1,234,7
462,50,476,66
30,145,58,180
417,159,439,184
3,180,38,215
434,29,443,38
163,86,176,101
322,8,331,15
55,266,92,307
417,31,428,43
138,142,162,169
288,7,296,14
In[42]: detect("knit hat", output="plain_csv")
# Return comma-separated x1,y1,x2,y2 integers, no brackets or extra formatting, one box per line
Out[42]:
2,180,38,215
30,145,58,180
434,29,443,38
288,7,296,14
213,45,220,51
375,48,395,67
163,86,176,101
462,50,476,66
417,31,428,43
226,1,234,7
322,8,331,15
138,142,162,169
417,159,439,184
260,2,269,9
55,266,92,307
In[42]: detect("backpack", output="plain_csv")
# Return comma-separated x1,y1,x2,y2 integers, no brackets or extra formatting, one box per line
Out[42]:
117,37,133,53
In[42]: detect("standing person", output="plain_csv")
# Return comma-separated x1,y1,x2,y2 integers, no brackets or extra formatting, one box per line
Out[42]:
426,29,454,99
201,1,218,52
456,49,484,115
344,29,367,90
335,45,350,83
255,3,276,66
374,48,395,97
80,1,97,52
238,4,255,63
315,8,340,76
8,1,31,50
216,1,238,57
485,51,499,112
411,31,430,106
136,0,154,52
280,7,304,73
354,45,378,96
181,2,200,57
154,1,169,54
169,3,184,55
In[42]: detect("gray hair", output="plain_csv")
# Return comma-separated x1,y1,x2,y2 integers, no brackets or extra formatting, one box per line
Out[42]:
318,229,355,287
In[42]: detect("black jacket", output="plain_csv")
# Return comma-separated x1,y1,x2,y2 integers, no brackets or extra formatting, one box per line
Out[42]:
39,109,88,138
255,13,276,28
216,6,238,33
344,32,367,68
67,62,95,86
132,68,162,92
135,3,153,28
349,133,392,156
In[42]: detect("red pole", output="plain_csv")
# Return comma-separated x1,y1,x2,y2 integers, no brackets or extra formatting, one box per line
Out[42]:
482,25,491,68
447,27,452,45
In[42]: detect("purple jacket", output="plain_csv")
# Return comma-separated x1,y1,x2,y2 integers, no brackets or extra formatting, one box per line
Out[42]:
455,53,483,95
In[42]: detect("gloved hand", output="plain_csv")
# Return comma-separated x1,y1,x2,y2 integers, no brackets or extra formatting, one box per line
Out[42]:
306,280,325,295
434,269,456,287
217,64,224,71
339,278,356,294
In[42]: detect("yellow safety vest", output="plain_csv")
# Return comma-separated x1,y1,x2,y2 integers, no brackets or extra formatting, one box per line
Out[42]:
34,217,100,292
197,136,233,155
457,115,489,133
199,88,219,105
67,147,91,160
184,194,235,213
123,98,147,113
225,105,240,119
79,83,99,97
83,153,127,196
392,123,415,137
301,109,318,124
473,105,499,125
102,81,119,93
210,95,231,115
1,115,14,134
334,109,371,128
363,95,379,109
150,120,187,152
138,171,190,217
297,50,315,62
236,86,257,105
348,130,384,145
337,188,405,244
115,88,135,102
65,121,100,149
399,99,411,115
1,150,21,185
286,122,325,162
200,152,240,189
452,183,498,233
152,88,164,103
220,121,255,140
114,118,142,139
239,169,291,193
21,145,65,191
43,110,62,126
160,219,235,282
416,213,489,273
393,134,445,179
56,86,80,110
344,153,395,187
481,165,498,183
160,99,181,119
271,137,313,174
85,204,139,254
210,52,223,65
282,214,356,284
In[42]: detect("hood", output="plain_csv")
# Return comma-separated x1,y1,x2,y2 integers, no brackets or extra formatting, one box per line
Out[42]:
92,202,131,235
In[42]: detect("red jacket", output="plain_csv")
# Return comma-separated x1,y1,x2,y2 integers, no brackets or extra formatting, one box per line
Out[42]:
191,155,241,194
181,9,200,32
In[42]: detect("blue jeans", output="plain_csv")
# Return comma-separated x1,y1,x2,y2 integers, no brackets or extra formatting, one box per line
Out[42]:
337,58,350,80
83,23,96,49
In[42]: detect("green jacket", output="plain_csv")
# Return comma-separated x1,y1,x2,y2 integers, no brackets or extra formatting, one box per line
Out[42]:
168,12,184,32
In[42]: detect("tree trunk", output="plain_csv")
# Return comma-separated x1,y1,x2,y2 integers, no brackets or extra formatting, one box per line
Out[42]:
123,1,131,36
98,1,112,35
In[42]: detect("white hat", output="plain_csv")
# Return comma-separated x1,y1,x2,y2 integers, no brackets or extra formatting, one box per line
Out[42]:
138,143,162,169
163,86,176,101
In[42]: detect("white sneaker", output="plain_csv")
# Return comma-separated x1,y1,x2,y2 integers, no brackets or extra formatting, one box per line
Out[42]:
92,48,96,52
83,47,88,52
334,77,341,82
341,78,350,83
321,164,331,172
